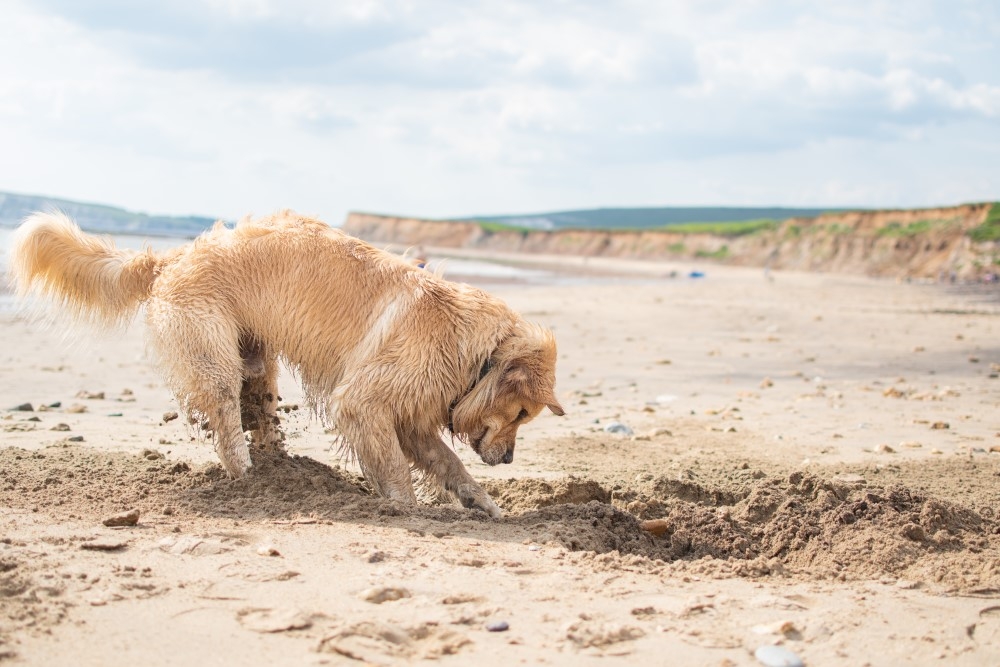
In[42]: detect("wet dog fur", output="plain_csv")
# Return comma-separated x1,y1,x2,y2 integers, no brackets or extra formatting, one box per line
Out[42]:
9,211,564,517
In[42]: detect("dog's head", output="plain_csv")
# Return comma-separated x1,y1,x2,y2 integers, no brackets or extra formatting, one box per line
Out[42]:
450,322,564,466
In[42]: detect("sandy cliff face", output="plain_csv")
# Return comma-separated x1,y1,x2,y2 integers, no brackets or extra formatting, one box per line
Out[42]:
342,204,999,280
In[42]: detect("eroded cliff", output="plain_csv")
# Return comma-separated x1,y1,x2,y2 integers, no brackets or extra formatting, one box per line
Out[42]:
342,203,1000,280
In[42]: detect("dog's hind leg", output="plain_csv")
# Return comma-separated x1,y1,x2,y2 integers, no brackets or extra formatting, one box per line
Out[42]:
239,335,283,453
401,432,502,518
147,305,252,478
211,394,253,478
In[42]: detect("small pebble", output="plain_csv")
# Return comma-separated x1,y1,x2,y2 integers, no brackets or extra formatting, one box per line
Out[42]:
67,435,85,442
12,403,33,412
76,390,105,400
754,644,804,667
50,423,71,432
603,421,634,436
360,586,410,604
80,540,128,552
162,411,179,423
486,620,509,632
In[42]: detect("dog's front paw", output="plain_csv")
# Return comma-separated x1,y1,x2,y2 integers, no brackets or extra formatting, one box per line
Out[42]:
457,483,502,519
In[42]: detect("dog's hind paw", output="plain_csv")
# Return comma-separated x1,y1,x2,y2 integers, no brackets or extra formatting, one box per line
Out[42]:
457,483,502,519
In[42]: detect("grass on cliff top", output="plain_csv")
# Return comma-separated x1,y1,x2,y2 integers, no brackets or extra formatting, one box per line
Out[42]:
968,203,1000,242
875,219,945,237
476,221,534,234
661,219,778,236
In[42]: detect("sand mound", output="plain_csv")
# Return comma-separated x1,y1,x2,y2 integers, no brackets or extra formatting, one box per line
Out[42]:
614,471,998,584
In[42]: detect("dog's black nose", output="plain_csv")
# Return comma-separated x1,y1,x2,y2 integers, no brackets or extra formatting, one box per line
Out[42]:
502,450,514,464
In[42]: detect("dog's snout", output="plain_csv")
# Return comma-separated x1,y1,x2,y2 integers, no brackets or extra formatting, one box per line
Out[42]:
502,449,514,464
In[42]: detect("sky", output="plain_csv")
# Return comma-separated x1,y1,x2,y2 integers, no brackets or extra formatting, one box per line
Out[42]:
0,0,998,224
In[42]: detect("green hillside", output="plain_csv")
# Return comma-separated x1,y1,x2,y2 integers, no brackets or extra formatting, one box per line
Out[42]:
0,190,216,237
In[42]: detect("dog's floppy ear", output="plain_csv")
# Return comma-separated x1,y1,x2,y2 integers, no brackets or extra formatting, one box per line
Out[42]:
503,364,565,416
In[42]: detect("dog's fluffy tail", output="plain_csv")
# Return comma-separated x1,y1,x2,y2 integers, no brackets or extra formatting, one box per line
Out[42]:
9,212,165,328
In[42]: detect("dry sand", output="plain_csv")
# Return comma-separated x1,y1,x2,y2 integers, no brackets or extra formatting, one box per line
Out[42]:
2,251,1000,666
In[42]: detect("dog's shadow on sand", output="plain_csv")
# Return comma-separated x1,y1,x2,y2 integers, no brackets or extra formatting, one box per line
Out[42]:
181,447,643,554
0,443,644,556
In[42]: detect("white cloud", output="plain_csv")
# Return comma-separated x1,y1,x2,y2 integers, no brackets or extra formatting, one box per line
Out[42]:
0,0,997,223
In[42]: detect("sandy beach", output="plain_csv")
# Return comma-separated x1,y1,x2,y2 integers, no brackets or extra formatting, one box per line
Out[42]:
2,245,1000,666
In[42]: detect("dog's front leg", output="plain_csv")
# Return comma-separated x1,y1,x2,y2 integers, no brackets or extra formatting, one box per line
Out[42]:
403,435,502,518
339,414,417,504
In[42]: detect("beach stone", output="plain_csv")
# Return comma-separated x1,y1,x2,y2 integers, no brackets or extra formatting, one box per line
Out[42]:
603,422,634,436
102,509,140,527
11,403,33,412
162,411,179,423
76,390,105,399
80,540,128,552
754,644,804,667
50,423,71,432
639,519,670,536
256,544,281,557
360,586,410,604
486,620,509,632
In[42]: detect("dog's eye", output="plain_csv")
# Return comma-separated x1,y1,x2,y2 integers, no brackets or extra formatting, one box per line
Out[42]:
516,408,529,421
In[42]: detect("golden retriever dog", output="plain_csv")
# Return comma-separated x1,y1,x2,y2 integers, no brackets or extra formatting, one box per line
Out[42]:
9,211,564,517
